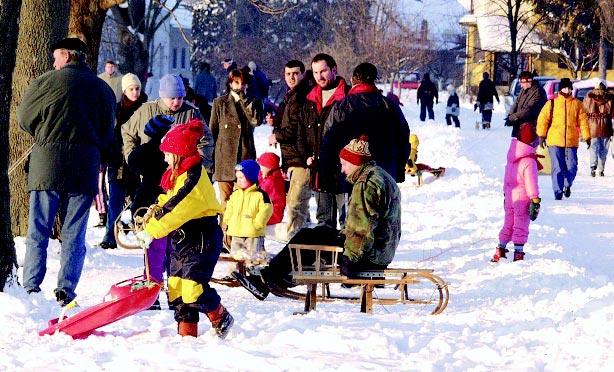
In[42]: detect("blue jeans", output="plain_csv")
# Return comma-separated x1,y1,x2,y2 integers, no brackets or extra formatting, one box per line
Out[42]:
589,137,610,172
548,146,578,198
102,168,127,245
23,190,94,300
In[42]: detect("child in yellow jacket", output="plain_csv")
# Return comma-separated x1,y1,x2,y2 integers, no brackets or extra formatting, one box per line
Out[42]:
223,159,273,269
136,119,233,339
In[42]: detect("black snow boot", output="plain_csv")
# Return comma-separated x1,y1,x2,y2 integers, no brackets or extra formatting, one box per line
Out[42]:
513,251,525,261
207,304,234,339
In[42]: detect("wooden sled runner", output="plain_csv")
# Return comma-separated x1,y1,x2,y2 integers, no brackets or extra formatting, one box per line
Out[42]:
282,244,449,315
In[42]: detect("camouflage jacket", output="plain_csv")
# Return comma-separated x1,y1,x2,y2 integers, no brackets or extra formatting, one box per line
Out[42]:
342,161,401,266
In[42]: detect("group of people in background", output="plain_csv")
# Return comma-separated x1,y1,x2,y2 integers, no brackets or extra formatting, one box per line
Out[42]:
16,37,410,339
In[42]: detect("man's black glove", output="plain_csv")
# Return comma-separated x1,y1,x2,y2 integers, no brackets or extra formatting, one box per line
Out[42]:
474,102,479,111
144,114,174,139
586,138,591,149
529,198,541,221
504,117,512,127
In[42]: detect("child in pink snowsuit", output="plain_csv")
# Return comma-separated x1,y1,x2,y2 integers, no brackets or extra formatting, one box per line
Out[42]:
492,124,541,262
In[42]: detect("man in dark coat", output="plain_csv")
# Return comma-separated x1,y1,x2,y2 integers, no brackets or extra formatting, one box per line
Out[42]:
297,53,349,229
320,62,410,189
506,70,547,137
417,73,438,121
268,60,312,239
476,72,500,129
18,38,116,305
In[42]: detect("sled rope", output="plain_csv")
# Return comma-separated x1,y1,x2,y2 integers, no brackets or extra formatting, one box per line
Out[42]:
8,144,34,176
417,237,492,263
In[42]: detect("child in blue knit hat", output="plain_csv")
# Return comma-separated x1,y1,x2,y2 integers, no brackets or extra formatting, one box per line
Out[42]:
222,159,273,269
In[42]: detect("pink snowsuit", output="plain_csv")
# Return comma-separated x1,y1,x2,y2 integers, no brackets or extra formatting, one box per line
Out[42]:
498,139,540,245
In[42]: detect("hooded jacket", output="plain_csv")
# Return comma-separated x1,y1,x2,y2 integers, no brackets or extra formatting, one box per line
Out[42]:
223,184,273,237
503,139,540,203
583,89,613,139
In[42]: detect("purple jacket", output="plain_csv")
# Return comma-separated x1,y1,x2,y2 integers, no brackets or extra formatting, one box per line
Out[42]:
503,139,540,202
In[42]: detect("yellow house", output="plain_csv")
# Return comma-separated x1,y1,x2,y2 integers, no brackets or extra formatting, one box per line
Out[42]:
459,0,614,93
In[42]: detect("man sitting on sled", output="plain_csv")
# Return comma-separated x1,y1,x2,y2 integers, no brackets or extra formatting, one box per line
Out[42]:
233,136,401,300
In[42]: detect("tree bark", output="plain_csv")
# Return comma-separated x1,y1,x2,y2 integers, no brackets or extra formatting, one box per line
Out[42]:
0,0,21,291
598,29,607,80
69,0,126,71
8,0,69,237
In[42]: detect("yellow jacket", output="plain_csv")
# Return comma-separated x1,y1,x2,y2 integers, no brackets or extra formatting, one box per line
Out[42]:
145,166,222,239
223,184,273,238
405,134,419,175
536,95,590,148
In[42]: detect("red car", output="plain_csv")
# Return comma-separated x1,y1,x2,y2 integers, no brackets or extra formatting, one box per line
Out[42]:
393,72,421,90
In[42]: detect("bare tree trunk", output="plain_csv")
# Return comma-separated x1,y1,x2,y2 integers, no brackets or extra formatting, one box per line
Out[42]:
599,29,607,80
0,0,21,291
8,0,69,237
69,0,126,71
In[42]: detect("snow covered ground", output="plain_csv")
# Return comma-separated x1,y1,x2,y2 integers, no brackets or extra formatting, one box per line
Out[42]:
2,90,613,371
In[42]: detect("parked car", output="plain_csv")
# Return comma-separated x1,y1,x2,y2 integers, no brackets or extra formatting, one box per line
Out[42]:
542,79,563,100
504,76,555,114
393,71,421,90
572,78,614,101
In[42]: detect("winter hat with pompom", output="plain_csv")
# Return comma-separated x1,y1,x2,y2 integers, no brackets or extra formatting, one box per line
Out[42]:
339,135,371,166
159,118,204,157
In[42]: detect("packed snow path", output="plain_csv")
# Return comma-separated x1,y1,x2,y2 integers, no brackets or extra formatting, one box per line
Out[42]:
2,94,612,370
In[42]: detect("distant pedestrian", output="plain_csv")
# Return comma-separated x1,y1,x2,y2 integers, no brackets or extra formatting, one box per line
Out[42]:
417,73,438,121
193,61,217,103
583,80,613,177
246,61,270,101
98,59,123,103
446,85,461,128
475,72,499,129
18,38,116,305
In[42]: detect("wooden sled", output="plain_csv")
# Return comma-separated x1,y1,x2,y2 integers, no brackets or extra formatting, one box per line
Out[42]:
283,244,449,315
210,254,246,287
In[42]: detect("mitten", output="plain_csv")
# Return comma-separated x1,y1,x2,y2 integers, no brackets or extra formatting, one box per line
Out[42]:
136,230,153,249
586,138,591,149
339,255,352,277
529,198,541,221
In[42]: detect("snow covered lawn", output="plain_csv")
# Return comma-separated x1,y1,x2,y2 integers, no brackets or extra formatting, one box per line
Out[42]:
1,93,612,370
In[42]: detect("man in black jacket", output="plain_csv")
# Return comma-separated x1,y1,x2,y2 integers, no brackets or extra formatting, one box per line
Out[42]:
17,38,116,305
268,60,312,239
320,62,410,187
476,72,499,129
506,71,547,137
417,73,438,121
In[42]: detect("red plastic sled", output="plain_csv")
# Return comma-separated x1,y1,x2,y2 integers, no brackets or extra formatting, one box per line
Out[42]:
39,276,161,339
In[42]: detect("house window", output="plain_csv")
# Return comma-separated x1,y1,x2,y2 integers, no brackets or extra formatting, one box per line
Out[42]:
181,48,186,69
172,48,177,69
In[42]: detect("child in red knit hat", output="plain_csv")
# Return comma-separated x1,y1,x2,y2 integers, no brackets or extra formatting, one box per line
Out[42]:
257,152,286,226
136,118,234,338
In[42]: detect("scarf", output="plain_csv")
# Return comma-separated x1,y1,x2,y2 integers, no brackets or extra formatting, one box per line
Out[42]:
348,83,379,96
160,154,202,191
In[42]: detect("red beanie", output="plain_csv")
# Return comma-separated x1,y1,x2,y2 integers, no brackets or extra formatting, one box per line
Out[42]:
517,122,537,146
339,135,371,166
257,152,280,169
159,118,204,157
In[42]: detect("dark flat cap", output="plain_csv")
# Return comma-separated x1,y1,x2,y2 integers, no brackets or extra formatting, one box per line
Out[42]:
51,38,87,53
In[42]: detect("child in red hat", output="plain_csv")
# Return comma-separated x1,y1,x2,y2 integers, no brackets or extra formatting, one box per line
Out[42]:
257,152,286,225
136,118,234,338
